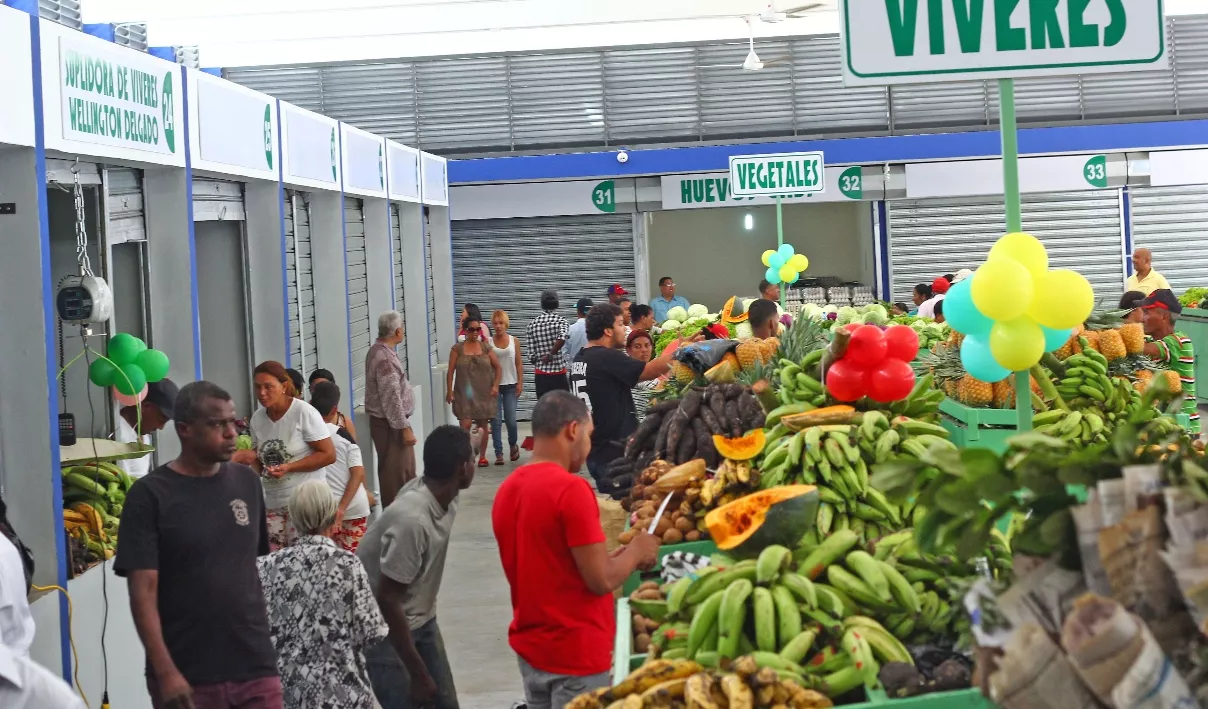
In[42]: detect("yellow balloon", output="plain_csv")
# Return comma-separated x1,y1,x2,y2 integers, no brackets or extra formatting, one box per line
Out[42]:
971,258,1034,321
989,232,1048,279
762,250,777,267
789,254,809,271
778,264,797,283
1028,269,1095,330
990,318,1046,371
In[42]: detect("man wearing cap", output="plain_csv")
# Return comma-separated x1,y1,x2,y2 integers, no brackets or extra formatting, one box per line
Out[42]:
565,297,594,364
917,277,949,320
607,284,628,306
1141,289,1200,434
1127,249,1171,296
116,379,179,480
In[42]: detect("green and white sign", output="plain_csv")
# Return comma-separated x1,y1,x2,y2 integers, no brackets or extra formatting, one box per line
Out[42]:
839,0,1167,86
729,152,826,197
663,165,878,210
342,123,387,197
191,69,278,178
592,180,616,213
58,37,178,154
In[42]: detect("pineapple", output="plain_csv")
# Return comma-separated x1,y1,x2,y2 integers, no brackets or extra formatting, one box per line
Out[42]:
735,341,764,371
1055,333,1077,360
671,361,696,384
1097,329,1127,362
722,352,740,370
992,379,1011,408
1120,323,1145,355
1081,330,1102,353
1163,370,1183,394
1134,369,1155,393
776,318,828,366
957,375,994,407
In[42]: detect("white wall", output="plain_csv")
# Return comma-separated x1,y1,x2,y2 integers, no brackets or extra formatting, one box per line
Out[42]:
646,201,874,309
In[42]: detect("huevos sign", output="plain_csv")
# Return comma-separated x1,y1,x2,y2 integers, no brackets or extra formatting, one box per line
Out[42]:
839,0,1166,86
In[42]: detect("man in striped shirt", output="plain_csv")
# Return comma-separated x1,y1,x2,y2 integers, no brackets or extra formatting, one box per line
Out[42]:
1141,289,1200,434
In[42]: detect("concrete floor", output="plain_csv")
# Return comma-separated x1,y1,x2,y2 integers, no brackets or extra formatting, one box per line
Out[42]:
439,451,528,709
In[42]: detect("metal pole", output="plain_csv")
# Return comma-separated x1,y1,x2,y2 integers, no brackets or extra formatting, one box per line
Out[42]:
777,195,786,311
999,78,1032,432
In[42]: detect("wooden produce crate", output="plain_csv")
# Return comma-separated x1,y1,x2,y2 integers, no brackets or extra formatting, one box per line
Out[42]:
1177,308,1208,406
938,397,1018,454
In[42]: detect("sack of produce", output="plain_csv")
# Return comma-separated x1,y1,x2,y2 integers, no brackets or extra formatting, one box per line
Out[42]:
989,623,1102,709
1071,495,1114,597
1110,622,1197,709
598,495,627,553
1060,594,1145,706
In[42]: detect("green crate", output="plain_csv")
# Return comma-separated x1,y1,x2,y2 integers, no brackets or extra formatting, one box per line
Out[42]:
620,540,718,595
938,397,1019,454
1177,308,1208,406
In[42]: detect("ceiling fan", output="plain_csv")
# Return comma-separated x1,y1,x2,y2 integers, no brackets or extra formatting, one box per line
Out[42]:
758,1,826,23
713,17,791,72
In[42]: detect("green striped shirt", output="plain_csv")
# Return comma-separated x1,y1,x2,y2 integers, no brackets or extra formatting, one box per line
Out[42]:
1154,330,1199,434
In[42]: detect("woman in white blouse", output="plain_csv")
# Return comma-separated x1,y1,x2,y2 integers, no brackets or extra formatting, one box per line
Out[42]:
490,309,524,465
249,361,336,550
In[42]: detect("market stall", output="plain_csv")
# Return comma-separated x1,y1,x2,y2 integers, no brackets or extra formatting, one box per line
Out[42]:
420,150,455,427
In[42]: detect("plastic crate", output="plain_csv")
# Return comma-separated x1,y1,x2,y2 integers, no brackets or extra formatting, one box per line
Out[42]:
1177,308,1208,406
938,397,1018,454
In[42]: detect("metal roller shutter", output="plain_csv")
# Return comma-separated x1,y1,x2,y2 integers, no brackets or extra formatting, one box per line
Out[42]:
294,193,319,373
106,168,145,243
424,208,439,371
390,204,409,375
451,213,636,419
1130,185,1208,296
285,193,302,368
192,178,246,221
345,197,370,406
888,191,1124,303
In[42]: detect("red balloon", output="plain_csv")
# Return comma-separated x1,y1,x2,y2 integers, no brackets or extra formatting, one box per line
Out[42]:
826,359,867,402
845,325,888,368
883,325,921,362
866,359,916,403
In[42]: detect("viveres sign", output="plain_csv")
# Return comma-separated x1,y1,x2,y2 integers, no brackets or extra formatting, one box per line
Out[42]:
59,38,177,154
840,0,1166,86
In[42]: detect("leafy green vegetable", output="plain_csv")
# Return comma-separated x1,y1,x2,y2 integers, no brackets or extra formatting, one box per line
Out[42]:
1179,287,1208,308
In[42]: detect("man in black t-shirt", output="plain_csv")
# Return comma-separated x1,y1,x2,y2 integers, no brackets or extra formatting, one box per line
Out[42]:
115,381,281,709
570,304,682,483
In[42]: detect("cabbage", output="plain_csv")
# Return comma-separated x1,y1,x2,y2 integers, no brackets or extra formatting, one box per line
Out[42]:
926,322,947,335
910,320,927,331
705,312,720,323
836,306,858,325
661,319,683,331
735,322,754,340
862,304,889,325
801,303,823,320
687,303,709,318
848,314,866,326
666,306,688,322
820,304,839,315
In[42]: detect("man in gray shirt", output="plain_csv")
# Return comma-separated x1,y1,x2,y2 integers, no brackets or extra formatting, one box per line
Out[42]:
359,425,475,709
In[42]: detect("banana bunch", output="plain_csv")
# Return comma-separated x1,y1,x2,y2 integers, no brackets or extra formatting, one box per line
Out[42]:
774,352,828,408
1052,344,1142,418
761,412,953,547
567,656,834,709
62,460,132,569
700,459,759,509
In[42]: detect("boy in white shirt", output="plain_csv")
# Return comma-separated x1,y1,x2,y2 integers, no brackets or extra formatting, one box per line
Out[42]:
310,382,372,552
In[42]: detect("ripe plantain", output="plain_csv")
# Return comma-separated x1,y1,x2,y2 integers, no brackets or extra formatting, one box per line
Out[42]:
605,659,702,701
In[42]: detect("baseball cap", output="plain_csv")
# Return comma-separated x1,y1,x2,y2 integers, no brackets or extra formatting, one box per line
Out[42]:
145,378,179,419
576,297,594,315
931,277,951,295
953,268,974,283
608,284,629,296
1140,288,1182,315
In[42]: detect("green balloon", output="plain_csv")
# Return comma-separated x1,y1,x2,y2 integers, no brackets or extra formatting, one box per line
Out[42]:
108,333,147,366
88,358,119,387
137,349,171,382
114,363,147,396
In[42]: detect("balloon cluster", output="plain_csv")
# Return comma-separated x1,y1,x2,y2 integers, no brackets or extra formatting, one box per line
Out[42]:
87,333,171,405
826,324,920,403
761,244,809,285
944,232,1094,382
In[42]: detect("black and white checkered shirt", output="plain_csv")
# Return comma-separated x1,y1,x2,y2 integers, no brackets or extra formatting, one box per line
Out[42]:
526,309,570,372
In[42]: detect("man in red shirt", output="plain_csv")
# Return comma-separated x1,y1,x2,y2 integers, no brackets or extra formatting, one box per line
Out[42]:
492,390,659,709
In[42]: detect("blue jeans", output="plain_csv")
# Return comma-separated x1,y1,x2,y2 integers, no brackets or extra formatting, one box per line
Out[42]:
366,618,459,709
492,383,519,456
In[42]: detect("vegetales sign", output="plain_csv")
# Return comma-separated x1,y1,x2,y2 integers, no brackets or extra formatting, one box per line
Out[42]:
59,38,177,154
840,0,1166,86
729,152,826,198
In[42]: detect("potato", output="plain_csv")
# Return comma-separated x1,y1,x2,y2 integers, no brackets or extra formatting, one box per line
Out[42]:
634,634,651,653
663,528,684,544
685,530,701,542
618,529,638,545
674,517,694,533
654,517,674,537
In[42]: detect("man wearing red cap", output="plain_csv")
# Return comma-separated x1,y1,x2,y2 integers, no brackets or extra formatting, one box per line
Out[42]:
917,277,949,320
1140,289,1199,434
607,284,628,306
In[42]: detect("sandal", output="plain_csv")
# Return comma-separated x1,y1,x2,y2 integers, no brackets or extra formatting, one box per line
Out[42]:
510,445,521,462
495,455,505,466
478,457,489,468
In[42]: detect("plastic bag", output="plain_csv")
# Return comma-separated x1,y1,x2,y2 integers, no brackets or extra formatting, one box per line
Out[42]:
658,550,711,583
673,340,738,373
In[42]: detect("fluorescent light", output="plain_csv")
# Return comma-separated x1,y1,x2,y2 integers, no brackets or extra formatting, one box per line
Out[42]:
744,213,754,230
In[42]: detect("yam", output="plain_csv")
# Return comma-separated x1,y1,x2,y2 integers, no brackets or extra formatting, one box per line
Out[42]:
665,412,688,459
674,517,694,533
626,412,664,459
677,388,704,421
696,433,719,468
654,517,674,537
652,415,674,461
699,407,725,436
662,528,684,544
685,530,702,542
724,400,743,438
675,428,697,464
635,634,652,653
648,398,681,415
709,389,728,425
618,529,638,545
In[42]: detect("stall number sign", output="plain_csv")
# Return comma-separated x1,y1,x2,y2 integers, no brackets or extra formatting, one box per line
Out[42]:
729,152,826,198
592,180,616,213
840,0,1167,86
59,40,176,154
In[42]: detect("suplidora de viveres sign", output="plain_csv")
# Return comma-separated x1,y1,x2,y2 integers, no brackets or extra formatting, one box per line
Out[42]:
59,38,177,154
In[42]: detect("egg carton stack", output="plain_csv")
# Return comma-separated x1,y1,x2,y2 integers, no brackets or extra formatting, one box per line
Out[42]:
851,285,876,306
826,286,853,306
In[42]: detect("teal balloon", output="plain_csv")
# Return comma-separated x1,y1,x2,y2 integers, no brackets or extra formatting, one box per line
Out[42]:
108,333,147,365
114,362,147,396
765,266,780,284
768,253,786,269
88,358,118,387
777,243,794,261
1042,326,1074,353
960,335,1010,382
136,349,171,382
943,279,992,337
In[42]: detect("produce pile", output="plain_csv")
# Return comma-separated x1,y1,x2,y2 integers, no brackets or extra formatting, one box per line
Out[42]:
619,459,714,547
1179,287,1208,309
656,303,742,355
62,460,132,571
567,656,835,709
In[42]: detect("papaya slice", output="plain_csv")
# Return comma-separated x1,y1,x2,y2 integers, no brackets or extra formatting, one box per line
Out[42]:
705,486,819,558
